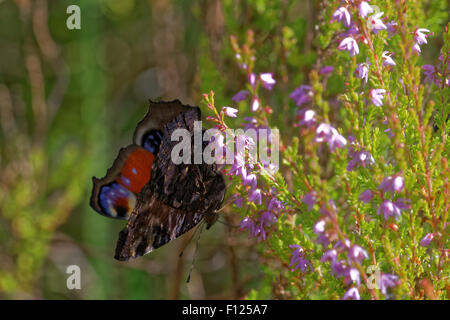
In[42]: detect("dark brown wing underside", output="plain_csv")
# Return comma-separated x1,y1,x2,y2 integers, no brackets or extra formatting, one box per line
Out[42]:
115,107,226,261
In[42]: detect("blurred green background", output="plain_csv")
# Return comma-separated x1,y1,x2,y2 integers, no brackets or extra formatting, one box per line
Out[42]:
0,0,316,299
2,0,444,300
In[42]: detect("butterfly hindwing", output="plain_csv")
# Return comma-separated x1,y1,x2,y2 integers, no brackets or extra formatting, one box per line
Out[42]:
90,99,189,219
90,145,155,220
115,107,226,261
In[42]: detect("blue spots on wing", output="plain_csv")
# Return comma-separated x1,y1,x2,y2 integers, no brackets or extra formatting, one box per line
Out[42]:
99,182,136,219
142,130,163,155
132,167,137,175
119,175,131,187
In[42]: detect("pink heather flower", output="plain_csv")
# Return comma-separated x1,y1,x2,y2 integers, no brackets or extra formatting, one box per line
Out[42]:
386,21,398,38
331,7,352,28
359,190,374,203
242,173,257,190
239,217,255,235
358,1,373,18
343,287,361,300
382,51,396,67
369,89,386,106
315,123,347,151
348,245,369,263
345,23,360,36
422,65,439,84
377,200,410,220
414,28,431,45
355,62,369,83
420,233,435,246
234,197,244,208
302,191,317,211
334,239,352,252
249,73,257,87
260,211,277,227
290,85,313,106
338,37,359,57
320,66,334,75
232,90,250,102
369,12,387,33
345,268,361,287
347,144,375,170
251,97,260,112
249,188,262,205
259,73,276,90
289,245,312,273
379,274,399,295
378,175,404,193
222,106,238,118
321,249,338,263
412,42,421,55
314,219,326,234
297,108,316,127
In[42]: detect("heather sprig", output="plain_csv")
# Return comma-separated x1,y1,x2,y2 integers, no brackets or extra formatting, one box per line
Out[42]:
202,0,448,300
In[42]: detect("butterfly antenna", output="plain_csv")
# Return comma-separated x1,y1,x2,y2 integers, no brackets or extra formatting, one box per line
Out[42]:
178,221,204,258
186,223,204,283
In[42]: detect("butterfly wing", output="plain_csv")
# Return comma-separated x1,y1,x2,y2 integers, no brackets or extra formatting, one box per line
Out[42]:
115,107,226,261
90,99,192,220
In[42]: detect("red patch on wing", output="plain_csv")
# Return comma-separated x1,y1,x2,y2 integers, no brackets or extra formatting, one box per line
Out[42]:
117,148,155,194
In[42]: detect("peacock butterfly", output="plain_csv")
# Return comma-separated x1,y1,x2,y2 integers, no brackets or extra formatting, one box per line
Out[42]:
90,100,226,261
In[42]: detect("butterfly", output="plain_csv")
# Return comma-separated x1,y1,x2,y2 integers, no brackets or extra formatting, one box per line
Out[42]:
90,100,226,261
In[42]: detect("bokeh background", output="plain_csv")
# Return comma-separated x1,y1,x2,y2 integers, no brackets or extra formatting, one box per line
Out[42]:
0,0,313,300
0,0,445,300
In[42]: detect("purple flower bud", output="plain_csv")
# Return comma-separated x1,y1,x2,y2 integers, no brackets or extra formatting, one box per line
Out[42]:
242,173,257,190
249,73,257,87
289,245,312,273
378,175,404,193
382,51,396,67
331,7,352,27
315,123,347,151
321,249,338,263
268,197,284,212
260,211,277,227
358,1,373,18
345,268,361,287
342,287,361,300
355,62,369,83
314,220,326,234
234,197,244,208
420,233,435,246
249,188,262,205
334,239,351,252
369,89,386,107
239,217,255,235
302,191,317,211
297,108,316,127
251,98,260,112
368,12,387,33
320,66,334,75
377,200,402,220
414,28,431,45
232,90,250,102
222,106,238,118
259,73,276,90
348,245,369,263
338,37,359,57
290,85,313,106
412,43,421,55
378,274,399,295
358,190,374,203
386,21,398,38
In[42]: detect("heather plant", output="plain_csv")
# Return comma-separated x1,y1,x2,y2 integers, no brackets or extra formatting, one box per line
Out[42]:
204,1,449,299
